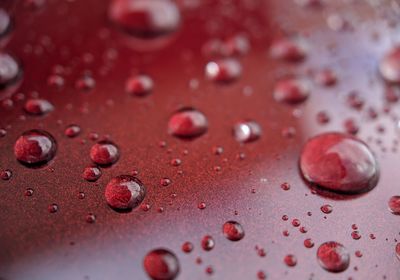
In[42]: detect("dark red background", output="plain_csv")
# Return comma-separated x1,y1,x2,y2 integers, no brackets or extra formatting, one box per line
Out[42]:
0,0,399,279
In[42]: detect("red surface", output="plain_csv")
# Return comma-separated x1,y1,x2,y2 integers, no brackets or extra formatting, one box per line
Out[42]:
1,1,400,279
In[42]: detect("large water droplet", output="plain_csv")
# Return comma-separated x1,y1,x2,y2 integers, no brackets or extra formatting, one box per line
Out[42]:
143,248,180,280
317,241,350,273
273,78,310,105
380,46,400,83
109,0,181,39
299,132,379,194
14,129,57,167
168,108,208,139
105,175,146,211
90,140,120,166
222,221,245,241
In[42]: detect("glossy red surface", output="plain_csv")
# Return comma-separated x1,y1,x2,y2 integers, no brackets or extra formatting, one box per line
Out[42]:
1,1,400,280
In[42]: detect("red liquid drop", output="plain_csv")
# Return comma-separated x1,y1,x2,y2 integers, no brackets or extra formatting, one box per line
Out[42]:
284,254,297,267
201,235,215,251
317,241,350,273
109,0,181,39
143,248,180,280
168,108,208,139
388,196,400,214
14,129,57,166
82,166,102,182
24,98,54,116
270,37,308,62
0,53,22,99
90,141,120,166
205,58,242,83
299,132,379,194
222,221,245,241
380,46,400,83
125,74,153,97
105,175,146,211
273,78,310,105
233,121,262,143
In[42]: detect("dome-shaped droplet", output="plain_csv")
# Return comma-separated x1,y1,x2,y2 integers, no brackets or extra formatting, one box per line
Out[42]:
90,140,120,166
273,78,310,105
205,58,242,83
379,46,400,83
233,121,261,143
0,53,22,97
125,74,153,96
222,221,245,241
0,9,11,39
284,254,297,267
83,166,102,182
105,175,146,211
109,0,181,39
317,241,350,273
299,132,379,194
201,235,215,251
388,196,400,214
14,129,57,166
24,98,54,116
64,124,81,138
143,248,180,280
270,37,308,62
168,108,208,139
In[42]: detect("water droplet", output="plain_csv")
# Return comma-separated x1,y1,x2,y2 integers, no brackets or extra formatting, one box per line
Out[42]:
83,166,102,182
343,118,359,135
48,203,58,213
109,0,181,39
388,196,400,214
201,235,215,251
25,188,34,197
65,125,81,138
75,74,95,91
198,202,206,210
233,121,261,143
160,178,171,186
0,9,11,39
273,78,310,105
396,243,400,260
292,218,300,227
355,250,362,258
168,108,208,139
14,129,57,167
314,69,337,86
205,58,242,83
0,169,12,180
284,254,297,267
317,241,350,273
125,75,153,97
379,46,400,83
24,98,53,116
182,242,193,253
90,141,119,166
143,248,180,280
270,37,308,62
0,53,22,99
321,204,333,214
281,182,291,191
86,213,96,224
105,175,146,211
222,221,245,241
304,238,314,248
299,132,379,194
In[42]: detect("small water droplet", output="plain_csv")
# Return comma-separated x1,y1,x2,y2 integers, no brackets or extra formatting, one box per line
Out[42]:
182,242,193,253
222,221,245,241
86,213,96,224
321,204,333,214
65,125,81,138
143,248,180,280
160,178,171,187
201,235,215,251
168,108,208,139
25,188,34,197
284,254,297,267
317,241,350,273
90,140,119,166
205,58,242,83
105,175,146,211
48,203,58,213
125,75,153,97
14,129,57,167
304,238,314,248
0,169,12,180
198,202,206,210
270,37,308,62
24,98,54,116
274,78,310,105
388,196,400,214
299,132,379,194
83,166,102,182
233,120,261,143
